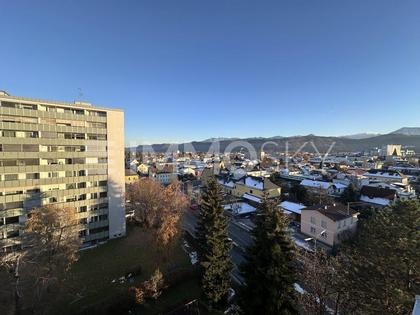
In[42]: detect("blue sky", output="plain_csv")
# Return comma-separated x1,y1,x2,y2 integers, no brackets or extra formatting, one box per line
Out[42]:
1,0,420,145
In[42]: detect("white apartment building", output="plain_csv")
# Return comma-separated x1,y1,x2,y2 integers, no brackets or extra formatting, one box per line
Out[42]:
0,91,125,251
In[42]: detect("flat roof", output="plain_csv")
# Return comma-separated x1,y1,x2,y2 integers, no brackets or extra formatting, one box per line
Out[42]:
0,92,123,112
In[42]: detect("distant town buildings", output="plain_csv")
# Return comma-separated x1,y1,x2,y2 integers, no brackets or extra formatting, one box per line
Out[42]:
124,140,419,250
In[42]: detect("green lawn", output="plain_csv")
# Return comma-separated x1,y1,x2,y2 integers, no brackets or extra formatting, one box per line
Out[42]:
53,225,194,315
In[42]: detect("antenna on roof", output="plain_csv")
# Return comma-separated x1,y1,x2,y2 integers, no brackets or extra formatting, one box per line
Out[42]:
78,88,84,101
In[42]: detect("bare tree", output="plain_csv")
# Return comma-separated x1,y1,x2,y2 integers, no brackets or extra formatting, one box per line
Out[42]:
0,205,81,314
129,268,165,305
298,250,343,315
24,205,81,301
127,179,188,245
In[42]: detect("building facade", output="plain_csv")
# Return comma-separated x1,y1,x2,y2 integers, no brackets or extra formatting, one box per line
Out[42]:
300,204,358,247
0,91,126,251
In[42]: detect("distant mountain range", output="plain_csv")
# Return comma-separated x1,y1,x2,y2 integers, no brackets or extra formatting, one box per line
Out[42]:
341,133,382,140
133,127,420,153
390,127,420,136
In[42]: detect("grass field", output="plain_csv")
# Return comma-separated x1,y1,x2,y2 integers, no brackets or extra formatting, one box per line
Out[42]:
53,225,195,315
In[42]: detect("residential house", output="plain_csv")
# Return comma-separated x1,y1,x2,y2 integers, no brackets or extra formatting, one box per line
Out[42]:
301,204,358,247
125,169,139,185
233,175,281,203
360,185,397,206
363,169,409,186
300,179,347,196
149,165,178,185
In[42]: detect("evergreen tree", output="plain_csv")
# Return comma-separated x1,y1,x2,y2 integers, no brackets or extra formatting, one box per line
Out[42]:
239,195,298,314
340,183,358,204
196,177,233,309
289,183,307,204
339,200,420,314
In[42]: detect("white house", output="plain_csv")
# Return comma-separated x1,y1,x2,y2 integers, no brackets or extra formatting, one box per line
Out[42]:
300,179,348,196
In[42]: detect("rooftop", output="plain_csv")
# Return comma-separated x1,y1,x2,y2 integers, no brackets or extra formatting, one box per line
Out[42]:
0,90,123,112
304,204,357,221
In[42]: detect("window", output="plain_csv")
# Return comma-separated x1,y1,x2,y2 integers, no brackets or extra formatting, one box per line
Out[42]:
338,221,341,229
310,226,316,234
3,144,21,152
6,230,19,238
5,216,19,224
26,173,40,180
42,131,57,139
4,174,18,181
321,232,328,239
310,216,316,224
22,144,39,152
343,220,347,227
321,220,327,228
79,218,88,225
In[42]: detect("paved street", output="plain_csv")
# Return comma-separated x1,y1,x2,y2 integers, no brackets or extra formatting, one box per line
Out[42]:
181,208,331,285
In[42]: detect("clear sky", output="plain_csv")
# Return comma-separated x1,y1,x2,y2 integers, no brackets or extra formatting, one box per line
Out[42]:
1,0,420,145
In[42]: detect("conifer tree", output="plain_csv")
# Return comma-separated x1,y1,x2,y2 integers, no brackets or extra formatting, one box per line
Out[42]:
196,177,233,308
239,195,298,314
340,183,358,204
339,200,420,314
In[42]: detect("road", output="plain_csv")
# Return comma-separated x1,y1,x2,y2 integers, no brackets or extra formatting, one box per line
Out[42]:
183,209,336,312
182,210,250,284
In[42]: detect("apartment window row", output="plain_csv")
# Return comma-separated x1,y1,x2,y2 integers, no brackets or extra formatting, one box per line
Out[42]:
0,130,39,138
79,214,108,225
0,144,107,152
79,202,108,213
0,216,20,226
89,226,109,235
0,157,107,167
0,201,24,211
0,230,20,240
0,169,107,181
66,180,108,190
0,102,107,118
64,191,107,202
0,130,104,141
41,132,107,140
0,173,40,181
0,159,39,167
0,188,40,197
0,115,38,124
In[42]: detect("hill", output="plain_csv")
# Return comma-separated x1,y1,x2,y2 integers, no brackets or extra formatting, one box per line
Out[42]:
391,127,420,136
134,133,420,154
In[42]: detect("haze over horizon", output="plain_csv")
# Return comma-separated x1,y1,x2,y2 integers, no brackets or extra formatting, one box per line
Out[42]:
1,0,420,145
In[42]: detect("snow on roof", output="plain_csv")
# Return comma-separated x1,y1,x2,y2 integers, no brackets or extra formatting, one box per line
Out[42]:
224,202,256,215
217,178,235,188
242,193,262,203
279,201,306,215
360,195,391,206
334,183,348,190
244,177,264,189
300,179,332,190
363,170,405,178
